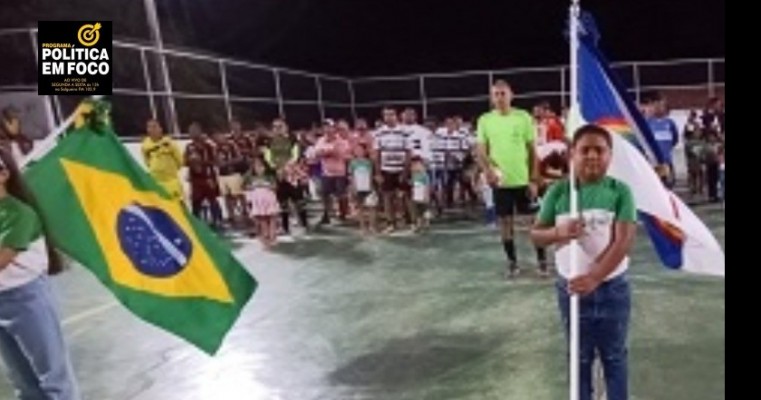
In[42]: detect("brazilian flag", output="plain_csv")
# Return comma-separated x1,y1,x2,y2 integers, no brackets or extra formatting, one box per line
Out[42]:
24,100,256,355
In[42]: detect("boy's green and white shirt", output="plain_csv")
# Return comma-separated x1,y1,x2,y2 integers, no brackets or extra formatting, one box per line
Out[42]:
538,177,637,280
0,195,47,291
412,171,430,203
350,158,373,193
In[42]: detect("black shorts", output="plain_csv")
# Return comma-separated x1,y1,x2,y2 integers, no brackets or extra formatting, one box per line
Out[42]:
446,169,462,188
493,186,538,217
277,180,305,204
414,202,428,216
430,170,447,190
381,171,404,193
322,176,348,197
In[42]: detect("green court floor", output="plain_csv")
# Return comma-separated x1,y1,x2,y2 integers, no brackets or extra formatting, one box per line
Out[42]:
0,205,724,400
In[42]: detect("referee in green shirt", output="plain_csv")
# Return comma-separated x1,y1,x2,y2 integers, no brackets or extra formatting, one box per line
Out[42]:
475,80,549,279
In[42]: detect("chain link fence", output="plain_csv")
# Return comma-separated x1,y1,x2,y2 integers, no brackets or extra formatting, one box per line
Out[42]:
2,27,723,136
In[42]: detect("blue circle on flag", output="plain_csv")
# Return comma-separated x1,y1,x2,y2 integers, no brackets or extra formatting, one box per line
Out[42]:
116,204,193,278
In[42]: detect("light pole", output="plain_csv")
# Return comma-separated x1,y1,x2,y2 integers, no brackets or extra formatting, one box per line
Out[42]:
144,0,180,134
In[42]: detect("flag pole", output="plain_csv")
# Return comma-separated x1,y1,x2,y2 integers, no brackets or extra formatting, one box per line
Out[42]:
568,1,581,400
20,95,103,169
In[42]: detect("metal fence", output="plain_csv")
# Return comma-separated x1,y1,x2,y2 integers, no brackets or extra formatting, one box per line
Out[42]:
2,27,724,136
352,58,725,123
1,27,354,137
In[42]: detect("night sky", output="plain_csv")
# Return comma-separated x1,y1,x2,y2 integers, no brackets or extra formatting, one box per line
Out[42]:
155,0,725,76
3,0,725,76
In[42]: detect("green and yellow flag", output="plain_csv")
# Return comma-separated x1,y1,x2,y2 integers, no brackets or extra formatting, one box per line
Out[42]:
24,100,256,355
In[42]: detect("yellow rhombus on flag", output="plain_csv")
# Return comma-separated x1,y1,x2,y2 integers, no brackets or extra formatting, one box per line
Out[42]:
24,100,257,355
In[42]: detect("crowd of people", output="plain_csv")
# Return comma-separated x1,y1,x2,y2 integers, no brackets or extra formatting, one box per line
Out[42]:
639,94,725,204
138,88,725,253
141,104,559,247
681,97,726,203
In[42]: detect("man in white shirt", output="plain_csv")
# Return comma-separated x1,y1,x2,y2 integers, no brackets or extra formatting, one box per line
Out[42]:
454,116,478,209
438,117,468,208
401,108,433,164
373,107,410,233
429,120,449,216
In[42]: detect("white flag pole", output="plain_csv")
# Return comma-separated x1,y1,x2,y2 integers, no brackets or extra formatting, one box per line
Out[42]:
568,1,582,400
20,95,103,170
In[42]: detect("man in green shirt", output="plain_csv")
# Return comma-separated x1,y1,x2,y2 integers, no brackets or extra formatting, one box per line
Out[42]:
264,118,308,234
476,80,547,279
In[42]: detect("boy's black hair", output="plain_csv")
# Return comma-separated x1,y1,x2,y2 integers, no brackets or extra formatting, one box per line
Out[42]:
572,124,612,148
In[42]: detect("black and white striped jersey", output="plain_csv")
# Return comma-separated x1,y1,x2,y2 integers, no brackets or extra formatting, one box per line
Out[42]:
430,131,449,171
401,124,433,163
373,125,409,173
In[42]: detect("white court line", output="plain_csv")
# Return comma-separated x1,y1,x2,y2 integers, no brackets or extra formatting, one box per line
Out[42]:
62,301,119,327
226,224,518,241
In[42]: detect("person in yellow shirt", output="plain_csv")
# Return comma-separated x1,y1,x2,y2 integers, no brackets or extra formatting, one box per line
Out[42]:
140,119,184,202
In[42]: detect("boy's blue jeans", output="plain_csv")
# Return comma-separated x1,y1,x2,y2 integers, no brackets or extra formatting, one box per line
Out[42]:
556,274,631,400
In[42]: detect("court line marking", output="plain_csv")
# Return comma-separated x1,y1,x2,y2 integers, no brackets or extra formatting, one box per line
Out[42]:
62,301,119,327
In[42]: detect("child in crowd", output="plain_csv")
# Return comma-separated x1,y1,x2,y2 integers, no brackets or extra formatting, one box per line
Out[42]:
349,144,376,235
410,156,431,232
281,160,311,233
244,157,280,248
303,132,322,201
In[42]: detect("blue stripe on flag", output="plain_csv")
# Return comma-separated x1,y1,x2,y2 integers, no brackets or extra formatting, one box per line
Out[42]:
638,212,683,269
576,12,684,268
577,25,667,165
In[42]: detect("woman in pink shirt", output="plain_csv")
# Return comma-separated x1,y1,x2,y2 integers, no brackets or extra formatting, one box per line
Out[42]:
316,123,351,224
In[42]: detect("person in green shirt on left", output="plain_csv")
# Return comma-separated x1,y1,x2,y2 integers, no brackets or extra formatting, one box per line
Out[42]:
0,148,80,399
